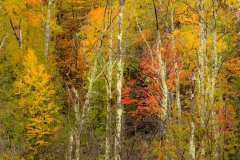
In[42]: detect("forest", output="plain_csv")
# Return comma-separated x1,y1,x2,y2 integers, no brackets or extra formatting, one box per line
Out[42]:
0,0,239,159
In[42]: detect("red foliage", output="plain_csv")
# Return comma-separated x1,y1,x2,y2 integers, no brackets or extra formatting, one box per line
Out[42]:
217,106,234,133
122,41,182,121
42,0,48,4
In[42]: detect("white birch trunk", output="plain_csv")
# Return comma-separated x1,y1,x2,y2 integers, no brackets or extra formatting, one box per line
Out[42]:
105,4,113,159
190,69,196,160
115,0,124,159
153,0,168,123
190,121,196,160
18,23,22,49
156,30,168,122
0,33,9,50
67,9,109,159
42,0,54,60
170,0,181,119
211,0,221,157
198,0,207,157
67,133,74,160
71,87,81,160
70,55,98,160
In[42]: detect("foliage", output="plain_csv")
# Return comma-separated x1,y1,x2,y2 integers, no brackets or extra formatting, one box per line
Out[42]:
14,49,61,158
0,0,239,159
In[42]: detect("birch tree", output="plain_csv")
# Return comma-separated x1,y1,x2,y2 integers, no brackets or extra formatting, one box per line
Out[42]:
105,1,113,159
115,0,124,160
170,0,181,120
41,0,55,60
115,0,124,159
67,6,112,159
190,69,196,160
197,0,207,157
210,0,221,157
153,0,169,133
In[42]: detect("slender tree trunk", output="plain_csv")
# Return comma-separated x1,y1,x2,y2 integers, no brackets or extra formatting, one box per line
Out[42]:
0,33,9,50
198,0,207,157
210,0,218,116
237,0,240,55
71,86,81,160
115,0,124,159
190,69,196,160
67,133,74,160
105,39,112,160
18,24,22,49
105,2,113,159
153,0,168,128
68,8,109,159
10,19,22,49
70,55,98,160
211,0,220,157
42,0,54,60
170,0,181,120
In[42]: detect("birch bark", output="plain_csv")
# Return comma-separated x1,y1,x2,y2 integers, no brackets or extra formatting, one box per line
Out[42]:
67,133,73,160
153,0,168,124
170,0,181,120
211,0,220,157
115,0,124,159
42,0,54,60
197,0,207,156
190,69,196,160
0,33,8,50
71,87,81,160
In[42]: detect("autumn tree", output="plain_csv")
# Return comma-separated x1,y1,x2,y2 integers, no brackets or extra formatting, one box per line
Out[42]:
14,49,61,159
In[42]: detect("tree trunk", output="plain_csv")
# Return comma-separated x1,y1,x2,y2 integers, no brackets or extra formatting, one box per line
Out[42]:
211,0,220,157
0,33,9,50
70,16,109,159
71,86,81,160
190,69,196,160
10,19,22,49
238,0,240,55
198,0,207,157
42,0,54,60
67,133,74,160
170,0,181,120
115,0,124,159
105,2,113,159
153,0,168,129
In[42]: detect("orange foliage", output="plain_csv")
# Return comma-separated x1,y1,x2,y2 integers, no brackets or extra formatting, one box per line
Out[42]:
122,41,182,121
88,8,104,23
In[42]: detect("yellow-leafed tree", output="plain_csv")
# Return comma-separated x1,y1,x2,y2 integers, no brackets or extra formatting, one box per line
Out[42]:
14,49,61,157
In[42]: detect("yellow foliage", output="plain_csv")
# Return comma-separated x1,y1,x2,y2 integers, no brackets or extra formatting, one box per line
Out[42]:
172,29,180,36
14,49,61,154
26,0,40,5
225,0,238,6
51,21,63,34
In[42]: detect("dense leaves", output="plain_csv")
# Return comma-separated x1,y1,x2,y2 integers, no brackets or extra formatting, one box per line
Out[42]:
0,0,239,159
